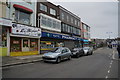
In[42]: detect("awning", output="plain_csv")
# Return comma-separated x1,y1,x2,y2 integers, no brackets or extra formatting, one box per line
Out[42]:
83,39,89,42
13,4,33,13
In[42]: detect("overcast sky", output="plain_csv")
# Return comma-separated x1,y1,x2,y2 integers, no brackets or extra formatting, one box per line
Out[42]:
48,0,118,39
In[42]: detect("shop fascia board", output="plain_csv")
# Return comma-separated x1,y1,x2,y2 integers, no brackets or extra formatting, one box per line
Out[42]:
10,34,41,38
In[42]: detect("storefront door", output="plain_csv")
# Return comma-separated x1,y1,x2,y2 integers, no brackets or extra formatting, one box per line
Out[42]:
22,39,29,52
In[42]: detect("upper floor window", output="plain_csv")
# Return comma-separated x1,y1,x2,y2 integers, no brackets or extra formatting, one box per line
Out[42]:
78,22,80,26
40,3,47,12
61,13,64,20
75,20,77,25
15,10,30,25
50,8,56,16
71,17,73,24
67,15,69,22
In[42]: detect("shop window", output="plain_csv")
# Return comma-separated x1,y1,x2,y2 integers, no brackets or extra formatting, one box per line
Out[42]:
10,38,21,52
40,3,47,12
30,39,38,51
15,10,30,25
23,39,29,47
41,41,55,50
1,28,7,47
50,8,56,16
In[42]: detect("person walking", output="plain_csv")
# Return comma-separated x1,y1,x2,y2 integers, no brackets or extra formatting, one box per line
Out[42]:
117,41,120,58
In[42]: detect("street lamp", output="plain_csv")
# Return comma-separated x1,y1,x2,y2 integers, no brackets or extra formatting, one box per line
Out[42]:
106,32,112,39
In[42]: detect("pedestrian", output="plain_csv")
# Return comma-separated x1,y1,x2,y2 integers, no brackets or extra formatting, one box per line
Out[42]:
117,42,120,58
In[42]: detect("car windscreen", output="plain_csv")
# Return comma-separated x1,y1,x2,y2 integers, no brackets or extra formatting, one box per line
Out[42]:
50,48,61,53
83,47,89,50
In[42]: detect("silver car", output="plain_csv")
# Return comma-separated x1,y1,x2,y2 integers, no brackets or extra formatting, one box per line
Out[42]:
83,47,93,55
42,47,72,63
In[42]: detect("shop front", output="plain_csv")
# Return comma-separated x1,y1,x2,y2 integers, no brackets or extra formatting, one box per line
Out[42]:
10,23,41,56
0,18,12,56
83,39,89,47
41,31,82,53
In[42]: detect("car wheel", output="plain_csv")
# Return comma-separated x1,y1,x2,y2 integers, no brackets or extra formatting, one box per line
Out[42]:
68,55,72,60
56,57,61,63
76,54,80,58
91,51,93,55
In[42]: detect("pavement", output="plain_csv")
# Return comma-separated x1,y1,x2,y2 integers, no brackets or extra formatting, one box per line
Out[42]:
2,54,43,67
2,47,119,78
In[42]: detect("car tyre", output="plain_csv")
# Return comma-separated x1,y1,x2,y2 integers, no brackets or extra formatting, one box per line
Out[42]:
68,55,72,60
76,53,80,58
90,51,93,55
56,57,61,63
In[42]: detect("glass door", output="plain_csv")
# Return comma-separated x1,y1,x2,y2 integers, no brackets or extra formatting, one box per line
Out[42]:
22,39,29,52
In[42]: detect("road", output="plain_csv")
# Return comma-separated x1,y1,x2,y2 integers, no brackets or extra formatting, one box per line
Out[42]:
2,47,119,78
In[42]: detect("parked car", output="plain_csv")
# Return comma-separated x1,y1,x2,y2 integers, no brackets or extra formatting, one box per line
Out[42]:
71,48,84,58
42,47,72,63
83,47,93,55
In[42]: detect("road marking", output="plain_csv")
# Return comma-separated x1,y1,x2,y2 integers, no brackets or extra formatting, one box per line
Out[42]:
112,51,115,59
108,70,110,73
109,65,111,68
105,76,108,78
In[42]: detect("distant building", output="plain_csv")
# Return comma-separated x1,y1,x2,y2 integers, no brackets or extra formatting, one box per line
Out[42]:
81,22,91,46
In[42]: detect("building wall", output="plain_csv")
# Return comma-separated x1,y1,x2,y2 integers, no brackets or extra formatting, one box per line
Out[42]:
0,0,7,18
81,22,91,40
7,0,36,26
37,2,59,19
59,6,80,29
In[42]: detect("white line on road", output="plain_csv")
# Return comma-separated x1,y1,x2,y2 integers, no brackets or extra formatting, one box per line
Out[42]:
108,70,110,73
105,76,108,79
109,65,111,68
112,50,115,59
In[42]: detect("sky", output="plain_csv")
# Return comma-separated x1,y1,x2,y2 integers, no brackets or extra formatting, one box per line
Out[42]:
48,0,118,39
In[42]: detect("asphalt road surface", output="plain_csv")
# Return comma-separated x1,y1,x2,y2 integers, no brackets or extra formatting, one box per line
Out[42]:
2,47,119,78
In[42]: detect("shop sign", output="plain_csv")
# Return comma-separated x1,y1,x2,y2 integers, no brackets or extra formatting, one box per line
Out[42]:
42,32,82,41
62,35,76,40
0,18,12,27
12,23,41,37
42,32,61,39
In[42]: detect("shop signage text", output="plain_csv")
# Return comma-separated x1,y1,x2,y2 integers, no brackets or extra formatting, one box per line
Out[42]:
42,32,82,41
0,18,12,27
12,23,41,37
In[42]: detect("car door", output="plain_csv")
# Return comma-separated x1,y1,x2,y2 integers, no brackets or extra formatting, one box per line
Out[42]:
64,48,71,58
61,49,66,59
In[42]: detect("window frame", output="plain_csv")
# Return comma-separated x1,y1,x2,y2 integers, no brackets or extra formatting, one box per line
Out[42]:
40,3,47,12
15,10,31,25
50,8,56,16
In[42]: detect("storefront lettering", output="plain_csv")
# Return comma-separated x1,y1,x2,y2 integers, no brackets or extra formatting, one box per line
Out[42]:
12,23,41,37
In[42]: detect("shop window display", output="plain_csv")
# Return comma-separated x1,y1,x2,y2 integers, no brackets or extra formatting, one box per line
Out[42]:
41,41,55,50
30,39,38,51
1,28,7,47
23,39,29,47
10,38,21,52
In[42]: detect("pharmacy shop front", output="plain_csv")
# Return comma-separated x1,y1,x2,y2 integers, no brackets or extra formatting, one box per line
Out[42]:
41,32,82,54
10,23,41,56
